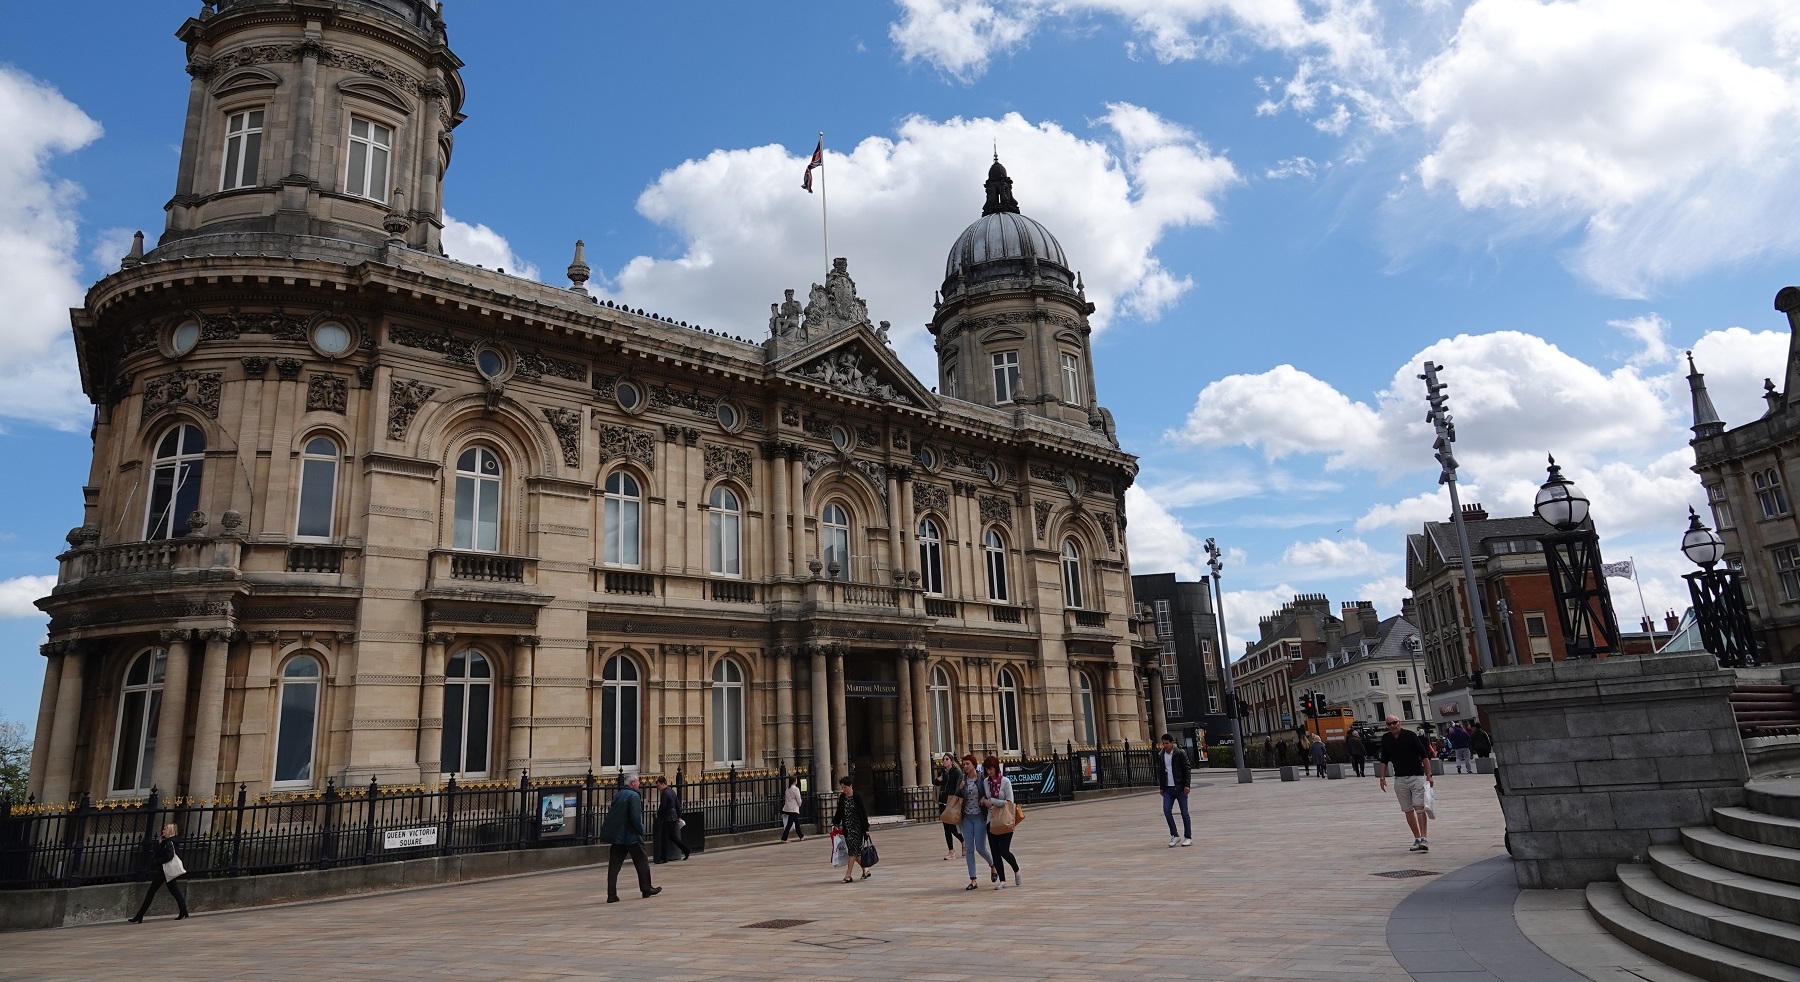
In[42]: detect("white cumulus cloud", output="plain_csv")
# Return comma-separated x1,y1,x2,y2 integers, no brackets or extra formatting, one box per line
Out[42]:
1280,536,1384,575
0,66,103,430
442,214,542,281
0,575,54,618
599,108,1237,375
1124,485,1205,580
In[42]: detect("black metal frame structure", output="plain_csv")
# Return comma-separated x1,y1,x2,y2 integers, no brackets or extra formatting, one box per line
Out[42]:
1684,567,1759,668
1540,528,1622,660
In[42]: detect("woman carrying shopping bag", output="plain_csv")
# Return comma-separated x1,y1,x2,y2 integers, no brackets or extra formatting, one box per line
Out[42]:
956,754,994,891
937,754,964,860
831,776,871,883
128,823,189,922
980,756,1022,889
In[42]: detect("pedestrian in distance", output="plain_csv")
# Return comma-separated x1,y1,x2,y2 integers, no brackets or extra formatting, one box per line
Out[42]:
832,775,871,883
1276,739,1290,768
127,822,189,923
779,775,805,843
599,774,662,902
955,753,995,891
653,777,689,863
1470,722,1493,760
1155,732,1193,847
1262,737,1273,767
1346,728,1367,777
1449,723,1473,774
1300,736,1312,777
981,755,1021,889
1376,715,1434,852
937,753,965,860
1309,735,1328,778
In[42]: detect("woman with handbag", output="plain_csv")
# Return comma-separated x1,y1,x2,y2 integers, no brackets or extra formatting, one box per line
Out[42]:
980,756,1022,890
955,754,994,891
937,754,964,860
128,822,189,922
830,776,871,882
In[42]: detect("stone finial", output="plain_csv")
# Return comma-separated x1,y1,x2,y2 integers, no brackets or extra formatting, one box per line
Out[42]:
185,510,209,536
383,189,411,244
200,2,215,20
1686,350,1725,438
220,510,244,535
1766,378,1782,417
567,239,591,296
122,231,144,269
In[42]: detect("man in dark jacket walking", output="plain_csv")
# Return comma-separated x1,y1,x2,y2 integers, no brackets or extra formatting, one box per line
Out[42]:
600,775,661,902
1346,729,1367,777
653,777,689,863
1156,733,1193,847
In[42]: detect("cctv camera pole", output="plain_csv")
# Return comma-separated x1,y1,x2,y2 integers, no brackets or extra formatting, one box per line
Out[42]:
1421,362,1496,692
1205,537,1252,784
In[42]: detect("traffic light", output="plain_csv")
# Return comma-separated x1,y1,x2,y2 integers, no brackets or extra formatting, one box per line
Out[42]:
1300,694,1315,718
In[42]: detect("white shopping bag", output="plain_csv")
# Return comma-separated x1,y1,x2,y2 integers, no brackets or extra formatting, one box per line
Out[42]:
1422,782,1437,821
829,830,847,867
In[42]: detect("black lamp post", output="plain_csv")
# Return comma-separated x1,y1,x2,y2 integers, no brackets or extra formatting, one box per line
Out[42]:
1533,455,1622,659
1680,506,1757,668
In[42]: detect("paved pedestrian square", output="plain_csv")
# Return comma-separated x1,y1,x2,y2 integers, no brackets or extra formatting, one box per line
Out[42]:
9,772,1518,981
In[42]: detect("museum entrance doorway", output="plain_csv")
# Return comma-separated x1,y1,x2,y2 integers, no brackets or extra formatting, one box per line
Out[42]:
843,653,904,815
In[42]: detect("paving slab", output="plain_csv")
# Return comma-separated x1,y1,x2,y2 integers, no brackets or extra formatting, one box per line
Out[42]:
7,771,1522,981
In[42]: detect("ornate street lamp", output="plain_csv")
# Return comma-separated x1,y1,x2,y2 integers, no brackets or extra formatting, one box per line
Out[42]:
1533,456,1621,659
1205,537,1253,784
1680,507,1757,668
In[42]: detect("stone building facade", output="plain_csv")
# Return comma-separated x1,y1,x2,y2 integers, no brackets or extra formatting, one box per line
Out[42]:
1230,593,1340,738
1687,292,1800,664
27,0,1144,809
1129,573,1227,747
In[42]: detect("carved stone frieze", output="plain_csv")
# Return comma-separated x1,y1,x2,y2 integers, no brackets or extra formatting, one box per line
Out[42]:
794,350,912,405
141,369,222,421
306,373,348,414
979,494,1013,527
201,310,308,342
914,483,949,516
801,412,835,440
389,324,474,363
649,383,717,416
745,406,765,429
598,424,657,470
591,374,616,400
356,365,376,389
893,430,910,451
1033,500,1053,539
1086,476,1115,495
856,425,880,449
515,350,587,383
780,405,801,427
1097,512,1117,550
703,443,753,487
387,378,437,440
541,407,582,467
853,460,890,507
1029,464,1067,484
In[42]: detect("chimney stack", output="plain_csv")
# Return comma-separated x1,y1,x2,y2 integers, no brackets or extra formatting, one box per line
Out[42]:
1460,503,1489,522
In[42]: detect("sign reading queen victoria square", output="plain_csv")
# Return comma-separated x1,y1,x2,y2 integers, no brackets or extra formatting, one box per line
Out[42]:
383,827,439,850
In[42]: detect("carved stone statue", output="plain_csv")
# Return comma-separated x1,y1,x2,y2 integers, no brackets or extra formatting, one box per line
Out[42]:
777,288,802,339
876,320,891,345
799,259,873,341
801,282,829,339
797,349,908,404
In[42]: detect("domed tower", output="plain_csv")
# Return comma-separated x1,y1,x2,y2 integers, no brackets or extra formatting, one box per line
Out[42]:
159,0,465,258
931,158,1099,428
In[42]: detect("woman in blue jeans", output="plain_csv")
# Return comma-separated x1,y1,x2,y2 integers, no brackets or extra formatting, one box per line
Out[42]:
955,754,994,890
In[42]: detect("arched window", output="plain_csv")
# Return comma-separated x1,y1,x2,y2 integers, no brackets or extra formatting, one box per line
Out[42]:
1755,468,1790,519
822,503,850,581
918,519,945,595
273,655,321,787
929,664,955,755
453,447,502,552
984,529,1009,602
1077,671,1098,746
146,424,206,540
599,655,639,770
1061,539,1085,609
441,650,493,776
111,649,167,794
711,658,745,766
602,471,642,568
295,436,339,540
997,667,1021,754
709,486,742,577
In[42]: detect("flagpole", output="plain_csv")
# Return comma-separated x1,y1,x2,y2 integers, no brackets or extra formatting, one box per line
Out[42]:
1630,557,1658,649
818,131,830,276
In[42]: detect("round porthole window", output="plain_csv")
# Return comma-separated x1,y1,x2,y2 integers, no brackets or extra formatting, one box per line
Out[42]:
918,446,938,470
169,319,201,357
981,460,1001,484
476,348,507,380
616,381,642,411
1063,473,1080,496
830,425,851,452
717,402,740,430
312,320,354,357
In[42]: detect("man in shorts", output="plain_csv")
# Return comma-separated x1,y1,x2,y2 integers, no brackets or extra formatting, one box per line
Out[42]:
1377,715,1434,852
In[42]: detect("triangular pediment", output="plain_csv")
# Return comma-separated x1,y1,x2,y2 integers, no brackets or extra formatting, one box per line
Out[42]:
774,330,936,408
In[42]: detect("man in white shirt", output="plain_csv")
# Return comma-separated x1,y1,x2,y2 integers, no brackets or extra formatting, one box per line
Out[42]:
1156,733,1193,847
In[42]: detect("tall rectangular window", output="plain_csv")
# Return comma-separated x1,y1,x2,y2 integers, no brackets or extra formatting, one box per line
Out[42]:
1524,613,1548,637
1775,543,1800,602
1368,671,1380,687
1060,353,1081,404
1709,483,1734,529
1396,669,1408,687
944,365,957,399
1163,684,1183,716
345,117,393,202
1402,699,1415,721
1154,599,1172,637
221,109,264,190
991,350,1019,403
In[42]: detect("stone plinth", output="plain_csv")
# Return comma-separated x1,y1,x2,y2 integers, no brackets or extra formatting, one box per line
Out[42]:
1474,652,1748,889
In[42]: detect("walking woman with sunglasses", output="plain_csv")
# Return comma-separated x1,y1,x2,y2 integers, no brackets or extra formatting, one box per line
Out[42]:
955,754,994,890
981,755,1021,889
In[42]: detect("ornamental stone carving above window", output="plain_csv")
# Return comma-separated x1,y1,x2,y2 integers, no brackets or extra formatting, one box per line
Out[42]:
307,373,348,414
141,369,222,421
703,443,753,488
541,407,582,467
598,424,657,470
387,378,437,440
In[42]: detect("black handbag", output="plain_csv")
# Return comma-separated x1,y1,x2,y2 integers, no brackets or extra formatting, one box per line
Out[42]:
859,835,879,868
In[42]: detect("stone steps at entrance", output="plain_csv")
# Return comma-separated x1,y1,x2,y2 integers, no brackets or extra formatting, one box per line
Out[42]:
1648,845,1800,925
1715,807,1800,852
1587,881,1800,982
1617,863,1800,966
1682,827,1800,887
1748,780,1800,821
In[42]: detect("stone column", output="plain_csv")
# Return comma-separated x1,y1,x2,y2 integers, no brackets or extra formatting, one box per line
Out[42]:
186,630,234,801
808,645,831,783
27,645,64,799
787,445,807,569
886,472,906,578
510,635,539,777
899,476,917,579
910,651,932,785
288,38,320,180
40,646,87,804
417,633,452,780
1149,666,1169,741
774,646,795,766
767,444,792,578
1105,663,1127,744
151,630,196,795
896,652,917,788
172,64,207,208
416,80,446,251
829,646,849,783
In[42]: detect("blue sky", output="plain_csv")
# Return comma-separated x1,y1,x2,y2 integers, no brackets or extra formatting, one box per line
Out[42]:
0,1,1796,731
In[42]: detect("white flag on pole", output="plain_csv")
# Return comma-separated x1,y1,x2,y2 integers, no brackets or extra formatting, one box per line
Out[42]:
1601,560,1635,579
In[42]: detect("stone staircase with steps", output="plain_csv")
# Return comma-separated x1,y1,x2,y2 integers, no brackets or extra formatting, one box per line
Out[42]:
1731,684,1800,739
1587,778,1800,982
